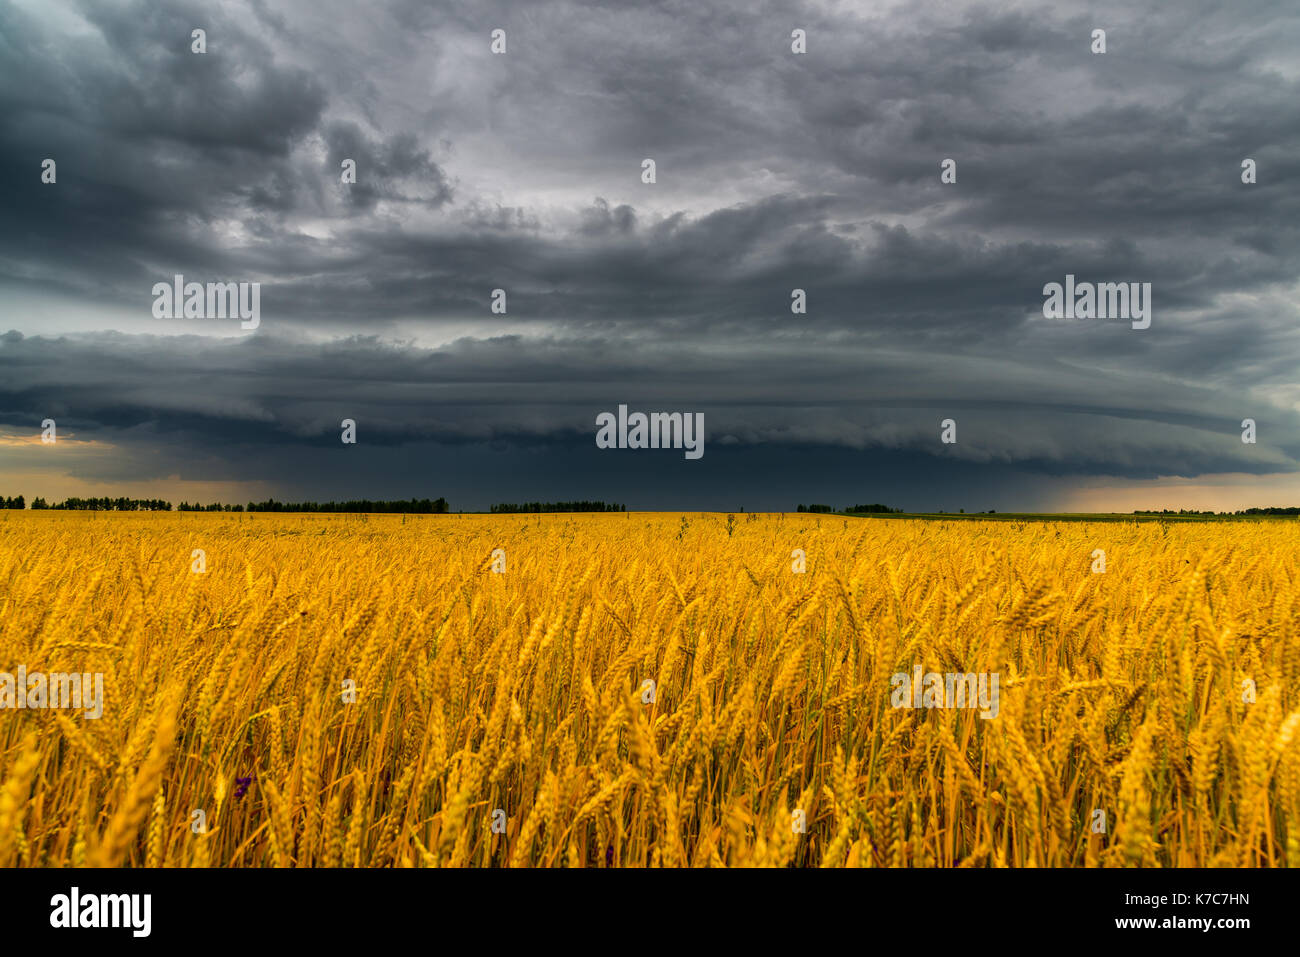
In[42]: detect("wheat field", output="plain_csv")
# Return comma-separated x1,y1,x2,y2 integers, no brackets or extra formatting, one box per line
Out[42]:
0,510,1297,867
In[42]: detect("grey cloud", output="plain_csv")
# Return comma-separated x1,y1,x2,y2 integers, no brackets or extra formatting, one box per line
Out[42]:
1,0,1297,507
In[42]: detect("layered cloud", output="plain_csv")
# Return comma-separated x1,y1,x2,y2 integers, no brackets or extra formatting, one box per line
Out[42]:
1,0,1297,509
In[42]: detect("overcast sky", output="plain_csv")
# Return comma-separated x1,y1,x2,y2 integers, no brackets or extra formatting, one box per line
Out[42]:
2,0,1298,511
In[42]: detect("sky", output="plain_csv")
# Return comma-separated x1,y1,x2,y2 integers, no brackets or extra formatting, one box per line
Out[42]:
1,0,1298,512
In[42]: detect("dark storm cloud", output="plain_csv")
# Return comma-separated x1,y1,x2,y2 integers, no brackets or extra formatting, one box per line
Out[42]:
1,0,1298,506
320,121,453,212
3,329,1295,486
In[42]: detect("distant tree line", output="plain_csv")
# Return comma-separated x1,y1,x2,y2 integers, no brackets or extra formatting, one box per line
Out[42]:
28,496,171,511
244,498,449,513
1134,507,1300,516
797,503,902,514
5,495,452,513
489,501,625,513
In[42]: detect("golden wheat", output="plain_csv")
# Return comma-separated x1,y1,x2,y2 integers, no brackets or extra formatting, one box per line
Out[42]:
0,510,1297,867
